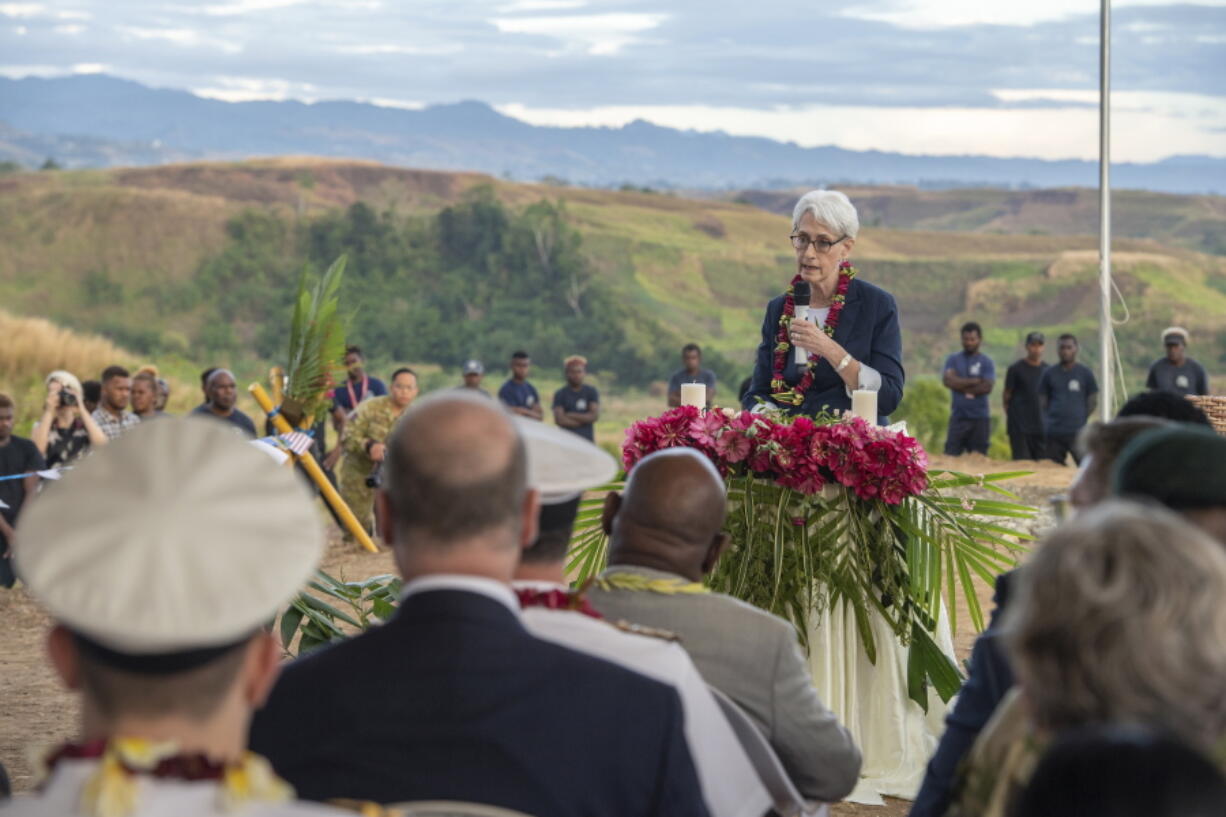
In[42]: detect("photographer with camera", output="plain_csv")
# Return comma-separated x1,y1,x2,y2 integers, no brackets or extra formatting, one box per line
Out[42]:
30,370,109,469
338,367,419,548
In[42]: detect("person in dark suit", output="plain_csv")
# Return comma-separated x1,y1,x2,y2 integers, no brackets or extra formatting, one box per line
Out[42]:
908,572,1015,817
741,190,904,422
250,391,709,817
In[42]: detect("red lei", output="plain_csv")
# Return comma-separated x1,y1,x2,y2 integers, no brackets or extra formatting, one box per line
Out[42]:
43,740,226,782
515,587,603,619
770,260,856,407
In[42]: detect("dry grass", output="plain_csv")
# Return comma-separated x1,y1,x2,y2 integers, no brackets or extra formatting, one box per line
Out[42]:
0,309,136,429
0,309,204,431
0,308,133,386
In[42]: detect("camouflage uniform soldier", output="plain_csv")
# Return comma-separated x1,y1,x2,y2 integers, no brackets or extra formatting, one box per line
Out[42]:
338,368,419,543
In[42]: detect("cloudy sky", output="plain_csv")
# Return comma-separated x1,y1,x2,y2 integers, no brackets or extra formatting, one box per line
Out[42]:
1,0,1223,161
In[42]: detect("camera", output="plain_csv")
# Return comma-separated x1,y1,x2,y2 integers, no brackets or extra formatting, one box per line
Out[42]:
59,391,77,408
365,462,383,489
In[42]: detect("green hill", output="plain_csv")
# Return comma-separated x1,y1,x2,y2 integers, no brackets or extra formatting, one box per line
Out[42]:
733,186,1226,257
1,160,1223,405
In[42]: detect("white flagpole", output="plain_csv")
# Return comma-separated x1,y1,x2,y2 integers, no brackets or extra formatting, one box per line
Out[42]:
1099,0,1115,420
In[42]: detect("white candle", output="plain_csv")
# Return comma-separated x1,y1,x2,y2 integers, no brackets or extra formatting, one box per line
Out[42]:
851,389,877,422
680,383,706,408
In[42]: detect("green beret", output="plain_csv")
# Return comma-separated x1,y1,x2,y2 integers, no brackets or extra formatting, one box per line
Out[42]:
1113,425,1226,509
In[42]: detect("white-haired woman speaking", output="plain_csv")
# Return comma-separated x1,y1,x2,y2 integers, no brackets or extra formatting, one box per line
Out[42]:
742,190,903,422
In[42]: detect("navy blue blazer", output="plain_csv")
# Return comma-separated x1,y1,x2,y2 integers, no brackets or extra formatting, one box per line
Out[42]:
909,571,1016,817
250,589,709,817
742,277,905,422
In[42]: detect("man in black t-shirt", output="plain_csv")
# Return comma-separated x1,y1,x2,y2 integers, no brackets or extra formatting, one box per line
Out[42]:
1038,335,1098,466
1002,331,1049,461
0,394,45,588
1145,327,1209,397
667,344,717,408
553,355,600,442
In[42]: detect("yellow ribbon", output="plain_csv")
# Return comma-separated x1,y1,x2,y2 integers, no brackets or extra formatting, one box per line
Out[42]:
594,572,709,595
55,738,293,817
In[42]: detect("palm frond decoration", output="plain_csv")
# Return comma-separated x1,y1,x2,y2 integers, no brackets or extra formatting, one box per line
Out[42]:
568,463,1033,711
284,255,349,426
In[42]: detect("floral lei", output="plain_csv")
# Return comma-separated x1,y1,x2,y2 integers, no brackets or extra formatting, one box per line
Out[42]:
39,737,292,817
770,260,856,407
515,586,603,619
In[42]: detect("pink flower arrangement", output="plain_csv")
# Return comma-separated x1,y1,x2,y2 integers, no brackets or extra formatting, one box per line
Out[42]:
622,408,929,505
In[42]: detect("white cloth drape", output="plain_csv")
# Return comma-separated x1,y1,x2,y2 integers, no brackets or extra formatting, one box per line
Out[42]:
806,599,955,805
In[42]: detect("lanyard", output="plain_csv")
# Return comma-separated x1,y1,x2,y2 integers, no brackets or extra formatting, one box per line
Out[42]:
346,374,369,409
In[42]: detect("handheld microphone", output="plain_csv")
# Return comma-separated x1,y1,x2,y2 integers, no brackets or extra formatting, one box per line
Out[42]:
792,281,811,366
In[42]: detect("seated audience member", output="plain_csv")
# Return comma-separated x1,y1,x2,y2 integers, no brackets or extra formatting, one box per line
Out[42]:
587,448,861,803
0,393,44,589
192,369,257,438
250,392,710,817
81,380,101,415
30,371,108,469
946,502,1226,817
90,365,140,440
1066,417,1171,510
1115,387,1212,425
910,412,1198,817
8,418,343,816
1113,424,1226,544
512,420,770,817
130,367,166,420
1010,725,1226,817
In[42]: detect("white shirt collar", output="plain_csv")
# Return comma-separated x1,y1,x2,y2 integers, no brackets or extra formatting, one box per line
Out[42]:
511,579,568,593
400,574,520,615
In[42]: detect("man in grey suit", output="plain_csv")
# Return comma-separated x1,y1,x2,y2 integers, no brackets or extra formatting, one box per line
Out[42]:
588,448,862,803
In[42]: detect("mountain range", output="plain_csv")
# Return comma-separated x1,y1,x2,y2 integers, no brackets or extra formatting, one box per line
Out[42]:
2,74,1223,194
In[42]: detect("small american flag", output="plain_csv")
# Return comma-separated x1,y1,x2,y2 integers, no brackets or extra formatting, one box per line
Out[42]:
277,431,315,456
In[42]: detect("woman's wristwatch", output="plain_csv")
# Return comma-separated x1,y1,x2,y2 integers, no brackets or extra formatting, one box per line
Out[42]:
836,354,853,372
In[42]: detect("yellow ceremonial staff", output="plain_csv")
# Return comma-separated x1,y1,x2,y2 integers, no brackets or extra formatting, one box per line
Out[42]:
249,382,378,553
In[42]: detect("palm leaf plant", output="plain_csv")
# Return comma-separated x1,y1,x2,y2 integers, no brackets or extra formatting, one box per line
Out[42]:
278,570,403,656
281,255,349,428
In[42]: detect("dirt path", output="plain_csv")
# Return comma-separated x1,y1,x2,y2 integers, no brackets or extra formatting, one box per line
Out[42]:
0,457,1069,815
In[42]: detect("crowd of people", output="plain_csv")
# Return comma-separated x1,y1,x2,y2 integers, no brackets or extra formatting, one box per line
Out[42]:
943,321,1213,463
1,367,1222,817
1,185,1223,817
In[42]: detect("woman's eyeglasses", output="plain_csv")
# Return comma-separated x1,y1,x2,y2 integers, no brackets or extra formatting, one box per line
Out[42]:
790,233,847,253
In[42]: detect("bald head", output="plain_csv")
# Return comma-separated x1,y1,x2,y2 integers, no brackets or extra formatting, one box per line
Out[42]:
606,449,728,580
383,392,528,551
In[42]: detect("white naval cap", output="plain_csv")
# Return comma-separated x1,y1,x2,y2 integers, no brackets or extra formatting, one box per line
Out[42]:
15,417,324,662
514,417,618,504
